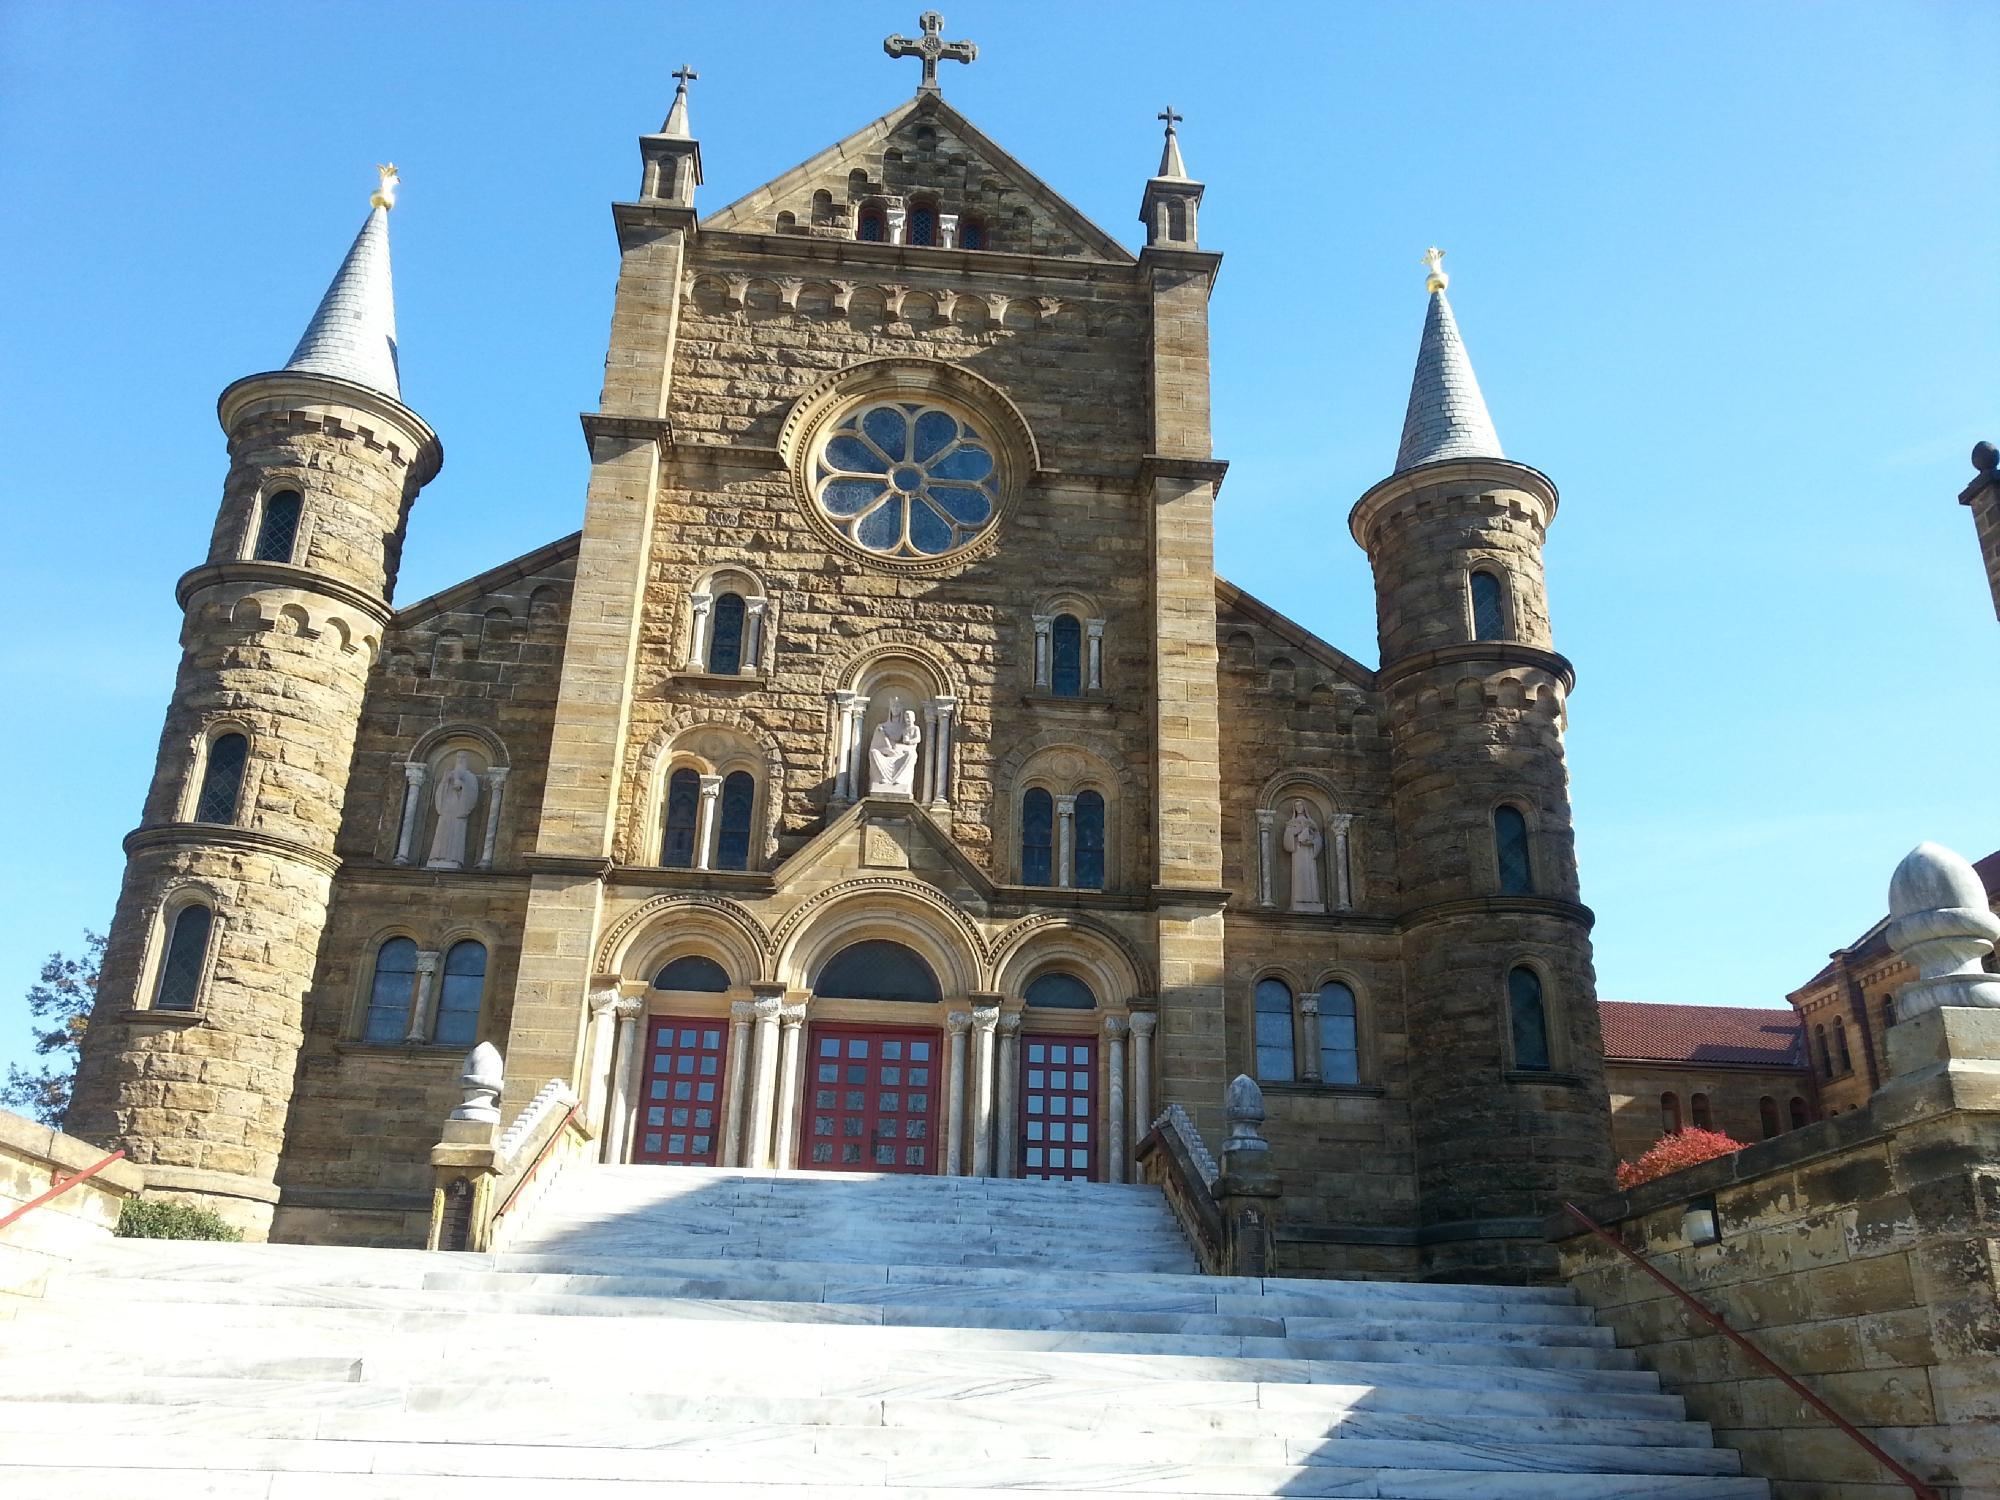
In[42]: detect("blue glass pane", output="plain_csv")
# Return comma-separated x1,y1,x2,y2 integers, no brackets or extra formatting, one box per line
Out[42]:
1318,982,1356,1019
253,491,302,563
363,936,416,1040
661,769,700,867
153,906,212,1014
926,483,991,525
812,940,941,1003
960,221,985,250
1495,807,1533,894
1509,967,1551,1070
858,213,885,242
1254,978,1292,1015
908,502,954,555
820,478,886,518
825,435,886,472
1074,790,1105,889
654,955,729,992
707,593,745,675
928,444,993,483
1021,788,1054,886
1471,570,1507,641
716,771,755,871
855,503,902,552
860,406,908,457
912,410,957,462
1025,973,1095,1010
909,206,936,247
1051,615,1083,697
194,734,248,824
1320,1046,1360,1086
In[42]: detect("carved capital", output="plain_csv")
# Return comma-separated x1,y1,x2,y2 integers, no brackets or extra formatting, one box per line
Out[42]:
414,950,441,976
753,996,783,1022
698,773,723,799
1298,994,1320,1016
589,984,622,1016
779,1003,808,1028
971,1005,999,1033
945,1010,973,1036
483,767,511,788
1255,808,1277,830
997,1012,1023,1037
729,999,757,1024
403,761,429,788
1103,1014,1130,1038
613,996,646,1020
1128,1011,1158,1038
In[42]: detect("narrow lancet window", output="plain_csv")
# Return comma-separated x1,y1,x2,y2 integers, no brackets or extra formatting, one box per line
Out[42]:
434,940,486,1048
1470,569,1506,641
1508,966,1551,1071
715,770,754,871
1254,978,1295,1082
1318,981,1359,1085
194,733,249,824
153,905,213,1012
661,769,701,868
363,937,417,1042
707,593,745,675
1494,805,1533,894
1020,788,1054,886
253,490,303,563
1074,790,1105,890
1050,614,1083,697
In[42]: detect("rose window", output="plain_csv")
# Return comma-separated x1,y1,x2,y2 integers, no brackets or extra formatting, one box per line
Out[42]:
813,402,999,558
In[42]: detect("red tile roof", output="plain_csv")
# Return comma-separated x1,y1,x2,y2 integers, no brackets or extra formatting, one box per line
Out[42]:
1599,1001,1808,1069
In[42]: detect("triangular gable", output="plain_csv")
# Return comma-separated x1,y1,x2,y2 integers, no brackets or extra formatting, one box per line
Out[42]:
1215,577,1376,689
774,795,995,907
702,93,1134,264
392,532,580,628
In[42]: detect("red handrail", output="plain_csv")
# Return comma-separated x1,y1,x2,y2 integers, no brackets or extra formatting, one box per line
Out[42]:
493,1103,580,1224
0,1150,127,1234
1562,1201,1940,1500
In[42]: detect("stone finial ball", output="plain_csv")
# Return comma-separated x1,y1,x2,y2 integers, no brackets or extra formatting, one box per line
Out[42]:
1974,440,1999,476
1889,841,1987,920
461,1039,504,1090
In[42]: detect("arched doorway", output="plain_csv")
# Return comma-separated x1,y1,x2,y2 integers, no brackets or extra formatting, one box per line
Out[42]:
802,940,942,1173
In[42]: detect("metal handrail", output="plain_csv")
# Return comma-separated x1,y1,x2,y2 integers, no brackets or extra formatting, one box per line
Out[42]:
0,1150,127,1234
1562,1201,1940,1500
492,1103,580,1224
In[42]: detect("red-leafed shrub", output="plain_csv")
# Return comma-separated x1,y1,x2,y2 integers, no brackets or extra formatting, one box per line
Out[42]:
1616,1127,1748,1190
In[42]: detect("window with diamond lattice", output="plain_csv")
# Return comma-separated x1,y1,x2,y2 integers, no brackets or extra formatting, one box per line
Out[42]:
634,1018,727,1165
1470,569,1507,641
959,219,985,250
857,206,887,242
660,768,700,868
908,202,937,247
1494,805,1533,894
194,733,248,824
152,904,213,1012
1020,1035,1097,1181
803,1024,936,1172
253,490,302,563
813,402,998,558
1509,966,1551,1072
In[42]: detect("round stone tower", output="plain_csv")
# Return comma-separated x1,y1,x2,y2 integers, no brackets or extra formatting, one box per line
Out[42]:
69,168,441,1237
1351,251,1611,1282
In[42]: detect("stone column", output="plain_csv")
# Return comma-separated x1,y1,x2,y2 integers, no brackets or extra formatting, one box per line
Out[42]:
1056,794,1078,889
742,597,768,674
745,993,783,1168
1330,813,1355,911
1085,619,1106,691
584,984,621,1153
830,691,858,802
720,999,755,1167
846,697,871,803
995,1012,1022,1179
885,204,908,246
477,767,510,870
1032,615,1053,689
1254,809,1277,909
605,997,647,1164
405,950,441,1043
693,774,722,871
938,212,959,249
1129,1010,1157,1148
922,701,940,803
685,592,712,670
944,1010,972,1176
970,1004,1000,1176
930,696,957,809
1298,989,1323,1083
395,762,428,866
773,1002,808,1170
1104,1015,1130,1184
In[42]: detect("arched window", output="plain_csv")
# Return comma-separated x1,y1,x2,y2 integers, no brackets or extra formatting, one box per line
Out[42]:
857,204,887,242
1317,981,1359,1085
1021,788,1054,886
655,954,730,992
1832,1018,1852,1074
1025,972,1095,1010
433,940,486,1048
1814,1024,1832,1078
1469,569,1506,641
1074,790,1106,890
1661,1091,1682,1133
1050,614,1083,697
1691,1092,1713,1131
1789,1096,1810,1129
193,733,249,824
660,768,701,868
714,771,755,871
1881,997,1896,1032
1759,1097,1781,1139
1508,966,1551,1071
908,200,937,247
706,593,746,675
363,937,418,1042
152,904,213,1012
959,218,986,250
1166,200,1187,241
1493,805,1533,895
253,490,303,563
813,940,940,1003
1254,978,1295,1082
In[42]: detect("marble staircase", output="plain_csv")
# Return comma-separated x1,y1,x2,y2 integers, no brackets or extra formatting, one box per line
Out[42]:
0,1164,1765,1498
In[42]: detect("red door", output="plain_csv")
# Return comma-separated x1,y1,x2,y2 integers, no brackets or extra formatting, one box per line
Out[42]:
802,1023,939,1173
631,1016,727,1165
1019,1033,1098,1181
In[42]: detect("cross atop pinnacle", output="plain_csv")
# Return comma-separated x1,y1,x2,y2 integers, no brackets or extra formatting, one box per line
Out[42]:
662,64,697,138
884,11,977,94
1156,106,1189,180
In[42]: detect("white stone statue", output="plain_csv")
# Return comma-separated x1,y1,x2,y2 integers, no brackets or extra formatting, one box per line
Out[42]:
867,701,923,797
1282,800,1324,911
426,750,481,869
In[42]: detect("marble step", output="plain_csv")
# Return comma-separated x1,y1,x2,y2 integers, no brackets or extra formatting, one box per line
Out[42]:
0,1403,1741,1475
560,1166,1169,1196
0,1378,1714,1445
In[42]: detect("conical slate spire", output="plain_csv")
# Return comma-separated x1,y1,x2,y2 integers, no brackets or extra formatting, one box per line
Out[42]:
1393,249,1502,474
284,166,402,401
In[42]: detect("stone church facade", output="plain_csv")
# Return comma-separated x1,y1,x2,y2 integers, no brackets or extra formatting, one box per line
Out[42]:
69,46,1613,1280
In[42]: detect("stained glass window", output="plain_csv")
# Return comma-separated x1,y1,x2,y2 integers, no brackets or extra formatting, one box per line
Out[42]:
1470,569,1507,641
812,941,941,1003
433,940,486,1048
1024,972,1095,1010
857,208,886,242
253,490,302,563
814,402,998,558
1254,978,1295,1082
1020,788,1054,886
1317,981,1359,1085
1051,614,1082,697
959,219,985,251
194,733,248,824
1509,966,1551,1071
1494,805,1533,894
707,593,745,674
654,955,730,992
661,769,700,868
715,770,754,871
908,203,937,247
1074,789,1105,890
363,936,416,1041
153,905,213,1013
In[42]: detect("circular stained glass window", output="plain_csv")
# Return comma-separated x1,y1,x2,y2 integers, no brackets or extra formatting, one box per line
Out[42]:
813,402,999,559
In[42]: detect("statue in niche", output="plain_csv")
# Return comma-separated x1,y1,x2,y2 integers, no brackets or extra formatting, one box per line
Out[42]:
426,750,481,869
1283,799,1324,912
867,699,923,797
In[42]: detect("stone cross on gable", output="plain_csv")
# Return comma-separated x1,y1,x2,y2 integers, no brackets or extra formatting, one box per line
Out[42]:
883,11,977,94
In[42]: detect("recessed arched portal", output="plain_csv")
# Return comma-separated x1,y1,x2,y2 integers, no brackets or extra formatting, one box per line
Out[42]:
811,939,941,1003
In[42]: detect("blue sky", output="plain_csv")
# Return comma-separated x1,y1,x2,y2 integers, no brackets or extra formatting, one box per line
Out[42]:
2,2,1995,1077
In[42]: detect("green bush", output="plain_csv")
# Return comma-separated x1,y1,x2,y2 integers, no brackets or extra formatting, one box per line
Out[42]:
115,1196,242,1241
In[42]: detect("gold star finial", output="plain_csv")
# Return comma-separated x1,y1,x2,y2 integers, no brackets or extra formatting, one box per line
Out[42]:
1423,246,1448,294
371,163,400,211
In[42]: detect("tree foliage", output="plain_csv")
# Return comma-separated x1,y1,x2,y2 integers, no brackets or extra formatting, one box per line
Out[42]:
1615,1126,1748,1190
2,930,104,1127
116,1197,241,1241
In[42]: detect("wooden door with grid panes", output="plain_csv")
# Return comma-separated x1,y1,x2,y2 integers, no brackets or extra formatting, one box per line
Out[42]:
802,1024,939,1172
631,1016,727,1165
1018,1033,1098,1181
